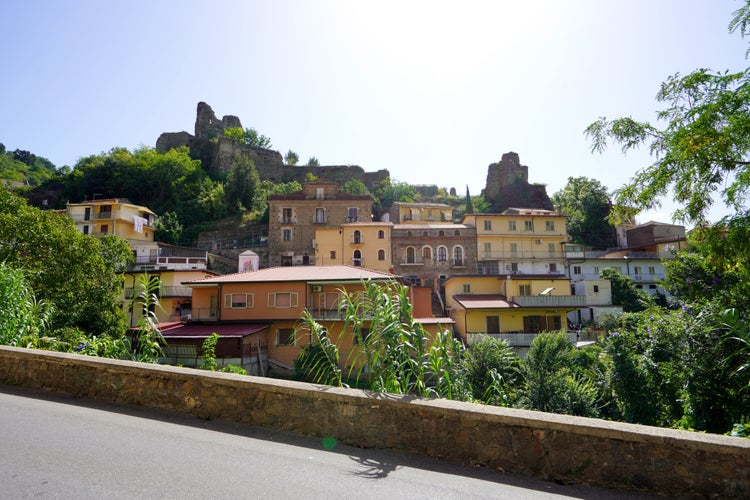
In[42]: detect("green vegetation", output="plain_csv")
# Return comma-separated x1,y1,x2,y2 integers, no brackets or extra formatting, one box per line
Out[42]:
0,145,59,187
552,177,617,249
223,127,272,149
284,150,299,166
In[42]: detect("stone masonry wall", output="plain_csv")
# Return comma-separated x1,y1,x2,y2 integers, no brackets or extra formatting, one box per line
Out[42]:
0,346,747,497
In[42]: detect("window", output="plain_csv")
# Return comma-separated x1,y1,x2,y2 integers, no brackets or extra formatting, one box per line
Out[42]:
454,230,460,236
314,207,326,223
378,249,386,261
353,230,362,244
549,263,558,273
593,266,600,274
82,225,89,235
100,224,108,234
277,328,295,346
268,292,299,308
423,231,429,237
437,246,447,262
508,262,519,272
649,284,657,289
593,285,599,293
282,228,292,241
354,327,371,345
510,243,518,258
648,266,656,275
422,246,432,260
330,250,336,260
545,220,555,231
548,243,556,256
438,230,445,236
316,187,325,200
406,246,416,264
483,242,491,257
225,293,253,309
347,207,359,222
634,266,642,276
508,220,517,231
462,283,472,293
282,207,293,223
377,229,385,239
573,266,582,275
353,250,362,266
524,315,562,333
519,284,531,296
524,220,533,231
486,316,500,334
453,246,464,266
484,220,492,231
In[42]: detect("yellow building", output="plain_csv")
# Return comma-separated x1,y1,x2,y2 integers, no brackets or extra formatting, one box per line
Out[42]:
314,222,393,273
462,208,568,276
389,202,453,224
444,274,584,355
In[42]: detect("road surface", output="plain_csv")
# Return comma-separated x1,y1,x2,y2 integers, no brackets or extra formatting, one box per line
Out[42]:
0,385,650,499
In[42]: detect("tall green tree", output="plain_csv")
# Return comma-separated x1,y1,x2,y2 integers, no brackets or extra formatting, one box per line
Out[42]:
585,4,750,226
284,150,299,166
0,187,132,336
225,153,260,211
464,185,474,214
306,157,320,167
552,177,617,249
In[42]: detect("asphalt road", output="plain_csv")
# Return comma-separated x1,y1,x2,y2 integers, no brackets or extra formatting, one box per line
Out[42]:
0,385,651,499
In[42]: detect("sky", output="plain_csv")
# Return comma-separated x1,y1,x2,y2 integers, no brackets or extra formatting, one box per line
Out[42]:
1,0,747,227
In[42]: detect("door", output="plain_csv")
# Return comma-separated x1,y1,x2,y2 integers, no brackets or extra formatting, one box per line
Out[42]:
486,316,500,334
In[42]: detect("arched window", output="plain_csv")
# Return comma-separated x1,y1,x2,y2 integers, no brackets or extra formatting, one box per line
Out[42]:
353,230,362,244
378,249,386,261
454,230,460,236
423,231,429,237
438,230,445,237
437,246,447,262
407,231,413,237
353,249,363,266
377,229,385,239
406,246,416,264
453,246,464,266
422,246,432,261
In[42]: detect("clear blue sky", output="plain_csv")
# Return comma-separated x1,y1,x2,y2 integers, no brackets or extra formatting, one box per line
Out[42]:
1,0,746,225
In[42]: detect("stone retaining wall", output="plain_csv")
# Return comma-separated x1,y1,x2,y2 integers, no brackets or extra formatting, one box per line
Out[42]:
0,346,747,497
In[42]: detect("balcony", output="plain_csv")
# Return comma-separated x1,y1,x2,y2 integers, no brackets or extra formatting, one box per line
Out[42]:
481,250,562,260
512,295,586,307
466,331,578,347
399,259,425,266
350,236,364,244
124,285,193,299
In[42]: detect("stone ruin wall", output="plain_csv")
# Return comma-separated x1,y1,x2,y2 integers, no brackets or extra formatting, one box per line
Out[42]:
484,152,554,213
156,102,388,192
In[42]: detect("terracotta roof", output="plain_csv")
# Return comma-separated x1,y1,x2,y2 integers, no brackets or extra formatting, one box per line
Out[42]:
452,294,519,310
159,323,269,339
184,265,397,285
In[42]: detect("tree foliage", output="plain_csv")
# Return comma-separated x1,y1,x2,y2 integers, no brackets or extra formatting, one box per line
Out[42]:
599,268,653,313
585,5,750,225
0,146,59,186
552,176,617,249
284,150,299,166
224,127,273,149
0,187,132,337
225,153,260,212
306,157,320,167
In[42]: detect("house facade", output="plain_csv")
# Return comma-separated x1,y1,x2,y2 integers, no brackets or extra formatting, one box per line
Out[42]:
267,180,373,267
389,201,453,224
462,208,568,277
444,274,584,355
314,221,393,273
183,266,452,373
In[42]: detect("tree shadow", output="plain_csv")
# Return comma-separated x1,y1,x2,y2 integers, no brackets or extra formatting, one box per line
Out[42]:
347,455,401,479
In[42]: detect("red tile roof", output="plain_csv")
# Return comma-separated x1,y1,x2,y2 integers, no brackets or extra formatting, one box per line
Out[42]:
159,323,269,339
184,265,396,285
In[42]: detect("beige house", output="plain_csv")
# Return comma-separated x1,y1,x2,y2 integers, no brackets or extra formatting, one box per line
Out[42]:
389,202,453,224
462,208,568,277
267,180,373,267
314,221,393,273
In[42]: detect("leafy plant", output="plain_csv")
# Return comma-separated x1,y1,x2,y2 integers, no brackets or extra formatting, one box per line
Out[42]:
129,273,165,363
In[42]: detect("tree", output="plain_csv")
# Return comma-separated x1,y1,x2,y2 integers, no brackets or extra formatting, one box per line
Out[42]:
223,127,272,149
284,150,299,166
552,177,617,249
585,4,750,226
154,211,183,245
0,187,132,337
306,157,320,167
341,179,369,196
599,268,652,313
464,185,474,214
0,263,52,347
225,153,260,212
462,336,520,405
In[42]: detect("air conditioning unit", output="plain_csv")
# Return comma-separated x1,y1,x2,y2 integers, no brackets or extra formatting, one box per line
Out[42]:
312,285,322,292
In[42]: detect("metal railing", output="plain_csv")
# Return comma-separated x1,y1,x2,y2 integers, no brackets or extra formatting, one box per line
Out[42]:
512,295,586,307
467,331,578,347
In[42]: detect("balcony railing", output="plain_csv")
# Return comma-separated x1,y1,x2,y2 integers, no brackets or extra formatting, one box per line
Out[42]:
467,331,578,347
350,236,364,244
481,250,563,260
399,259,425,266
512,295,586,307
124,285,193,299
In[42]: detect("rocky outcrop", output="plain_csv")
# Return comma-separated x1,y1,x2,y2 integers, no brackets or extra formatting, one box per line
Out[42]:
484,152,553,213
156,102,388,191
